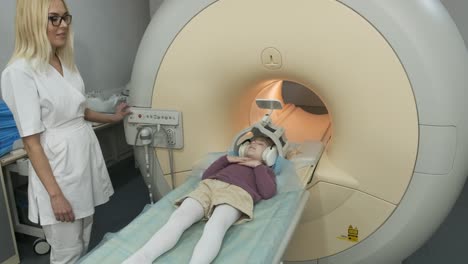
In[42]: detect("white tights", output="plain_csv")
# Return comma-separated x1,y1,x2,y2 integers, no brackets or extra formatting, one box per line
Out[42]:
122,198,241,264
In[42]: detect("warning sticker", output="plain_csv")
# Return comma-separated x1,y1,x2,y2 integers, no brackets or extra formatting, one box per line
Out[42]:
337,225,359,243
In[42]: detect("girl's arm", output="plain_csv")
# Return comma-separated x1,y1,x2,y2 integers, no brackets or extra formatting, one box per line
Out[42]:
253,165,277,199
202,155,231,179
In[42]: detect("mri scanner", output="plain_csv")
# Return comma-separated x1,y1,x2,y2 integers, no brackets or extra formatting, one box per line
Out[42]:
82,0,468,263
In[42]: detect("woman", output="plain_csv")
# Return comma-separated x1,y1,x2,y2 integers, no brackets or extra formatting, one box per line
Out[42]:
0,0,130,263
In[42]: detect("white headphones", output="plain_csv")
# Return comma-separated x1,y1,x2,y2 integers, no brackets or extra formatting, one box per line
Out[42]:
238,139,278,167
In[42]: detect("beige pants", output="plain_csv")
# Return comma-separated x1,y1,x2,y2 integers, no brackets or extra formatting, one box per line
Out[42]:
42,215,93,264
176,179,254,225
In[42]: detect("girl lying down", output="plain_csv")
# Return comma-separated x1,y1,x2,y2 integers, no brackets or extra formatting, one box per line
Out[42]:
123,135,278,264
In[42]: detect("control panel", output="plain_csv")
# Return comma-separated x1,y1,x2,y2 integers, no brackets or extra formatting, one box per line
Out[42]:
127,108,179,126
124,107,184,149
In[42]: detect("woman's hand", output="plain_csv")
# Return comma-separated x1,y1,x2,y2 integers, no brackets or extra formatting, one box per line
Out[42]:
85,102,131,124
50,193,75,222
112,102,131,122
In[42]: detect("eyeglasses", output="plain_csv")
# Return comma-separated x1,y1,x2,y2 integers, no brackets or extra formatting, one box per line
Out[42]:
48,14,72,26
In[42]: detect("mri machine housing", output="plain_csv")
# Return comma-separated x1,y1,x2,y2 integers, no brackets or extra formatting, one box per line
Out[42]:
124,0,468,263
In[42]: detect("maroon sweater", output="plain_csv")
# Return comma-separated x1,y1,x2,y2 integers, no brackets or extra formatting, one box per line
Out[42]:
202,155,277,203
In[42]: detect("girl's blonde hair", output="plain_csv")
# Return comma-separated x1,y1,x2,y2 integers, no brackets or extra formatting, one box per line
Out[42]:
9,0,76,71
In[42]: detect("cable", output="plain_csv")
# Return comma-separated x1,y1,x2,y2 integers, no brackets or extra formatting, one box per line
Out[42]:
133,124,177,204
133,126,143,146
168,146,175,189
134,126,155,204
159,127,176,189
144,144,154,204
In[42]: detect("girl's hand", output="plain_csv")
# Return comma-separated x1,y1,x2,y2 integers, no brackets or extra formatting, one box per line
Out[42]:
227,156,251,163
238,159,263,168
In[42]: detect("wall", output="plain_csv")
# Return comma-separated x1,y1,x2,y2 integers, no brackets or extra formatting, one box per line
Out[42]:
0,0,16,81
0,0,150,97
149,0,165,18
441,0,468,48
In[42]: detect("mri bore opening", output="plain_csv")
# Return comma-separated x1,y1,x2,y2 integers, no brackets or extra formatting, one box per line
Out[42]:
249,80,331,144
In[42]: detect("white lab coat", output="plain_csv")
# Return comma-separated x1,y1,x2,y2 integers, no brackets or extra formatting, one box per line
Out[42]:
1,59,114,225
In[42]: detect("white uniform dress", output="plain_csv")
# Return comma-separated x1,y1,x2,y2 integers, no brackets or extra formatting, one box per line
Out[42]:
1,59,114,226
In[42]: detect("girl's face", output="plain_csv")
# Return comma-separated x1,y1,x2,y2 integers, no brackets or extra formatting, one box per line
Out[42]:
245,138,269,161
47,0,70,51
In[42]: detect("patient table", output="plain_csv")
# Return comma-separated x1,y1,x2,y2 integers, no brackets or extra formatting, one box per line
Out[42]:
78,142,322,264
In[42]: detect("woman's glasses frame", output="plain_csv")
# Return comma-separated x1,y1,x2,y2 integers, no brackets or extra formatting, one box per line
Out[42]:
48,14,72,27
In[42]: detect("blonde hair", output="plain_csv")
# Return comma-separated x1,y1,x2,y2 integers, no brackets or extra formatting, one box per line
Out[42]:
9,0,76,71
